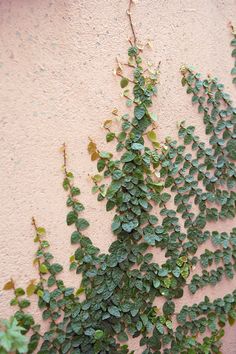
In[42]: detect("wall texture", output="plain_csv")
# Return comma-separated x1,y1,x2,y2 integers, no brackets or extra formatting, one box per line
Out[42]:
0,0,236,352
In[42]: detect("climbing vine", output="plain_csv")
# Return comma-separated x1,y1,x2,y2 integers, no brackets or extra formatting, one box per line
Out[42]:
2,3,236,354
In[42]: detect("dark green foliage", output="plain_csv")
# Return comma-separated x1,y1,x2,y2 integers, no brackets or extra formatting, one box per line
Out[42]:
3,16,236,354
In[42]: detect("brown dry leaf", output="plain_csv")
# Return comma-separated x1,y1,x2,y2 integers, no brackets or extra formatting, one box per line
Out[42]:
59,145,65,153
128,57,135,67
136,41,145,50
33,258,39,266
114,57,123,76
146,40,153,49
3,279,14,290
180,64,188,74
88,141,97,154
112,108,119,116
91,152,99,161
103,119,112,129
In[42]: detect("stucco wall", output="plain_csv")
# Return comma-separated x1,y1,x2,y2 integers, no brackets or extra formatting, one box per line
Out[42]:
0,0,236,352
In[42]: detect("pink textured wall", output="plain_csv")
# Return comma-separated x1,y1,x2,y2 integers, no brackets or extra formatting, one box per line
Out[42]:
0,0,236,352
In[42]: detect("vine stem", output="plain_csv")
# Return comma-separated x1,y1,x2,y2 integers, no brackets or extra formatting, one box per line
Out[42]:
32,217,42,246
31,217,44,283
62,142,68,176
127,0,137,45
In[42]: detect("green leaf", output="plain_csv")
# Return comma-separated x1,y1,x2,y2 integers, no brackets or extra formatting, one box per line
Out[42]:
150,112,158,121
131,143,144,150
71,231,81,244
165,320,173,330
134,106,146,120
76,218,90,231
97,159,106,172
180,264,189,279
156,322,164,334
112,170,123,180
184,134,192,144
108,305,121,318
128,46,138,57
73,202,85,213
163,301,175,316
50,263,63,275
112,217,121,232
42,290,50,303
149,215,158,225
231,67,236,75
42,309,51,320
94,330,104,340
39,264,48,274
226,139,236,160
65,287,74,296
144,233,159,246
15,288,25,297
161,193,171,203
118,131,127,142
106,132,115,142
62,341,71,354
158,268,168,277
126,98,133,107
121,151,136,162
172,267,180,278
192,95,199,103
120,77,129,88
153,279,160,288
231,38,236,46
18,299,30,309
117,331,128,342
47,275,56,287
71,187,80,196
99,151,112,159
66,211,78,225
122,220,138,233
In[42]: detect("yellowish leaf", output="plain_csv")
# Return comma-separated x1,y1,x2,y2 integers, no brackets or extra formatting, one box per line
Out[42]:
75,287,84,296
37,289,43,298
92,174,103,183
34,235,40,243
147,131,157,142
26,282,36,297
37,227,46,235
152,141,160,148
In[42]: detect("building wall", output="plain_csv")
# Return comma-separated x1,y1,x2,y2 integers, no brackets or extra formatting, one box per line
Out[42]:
0,0,236,352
